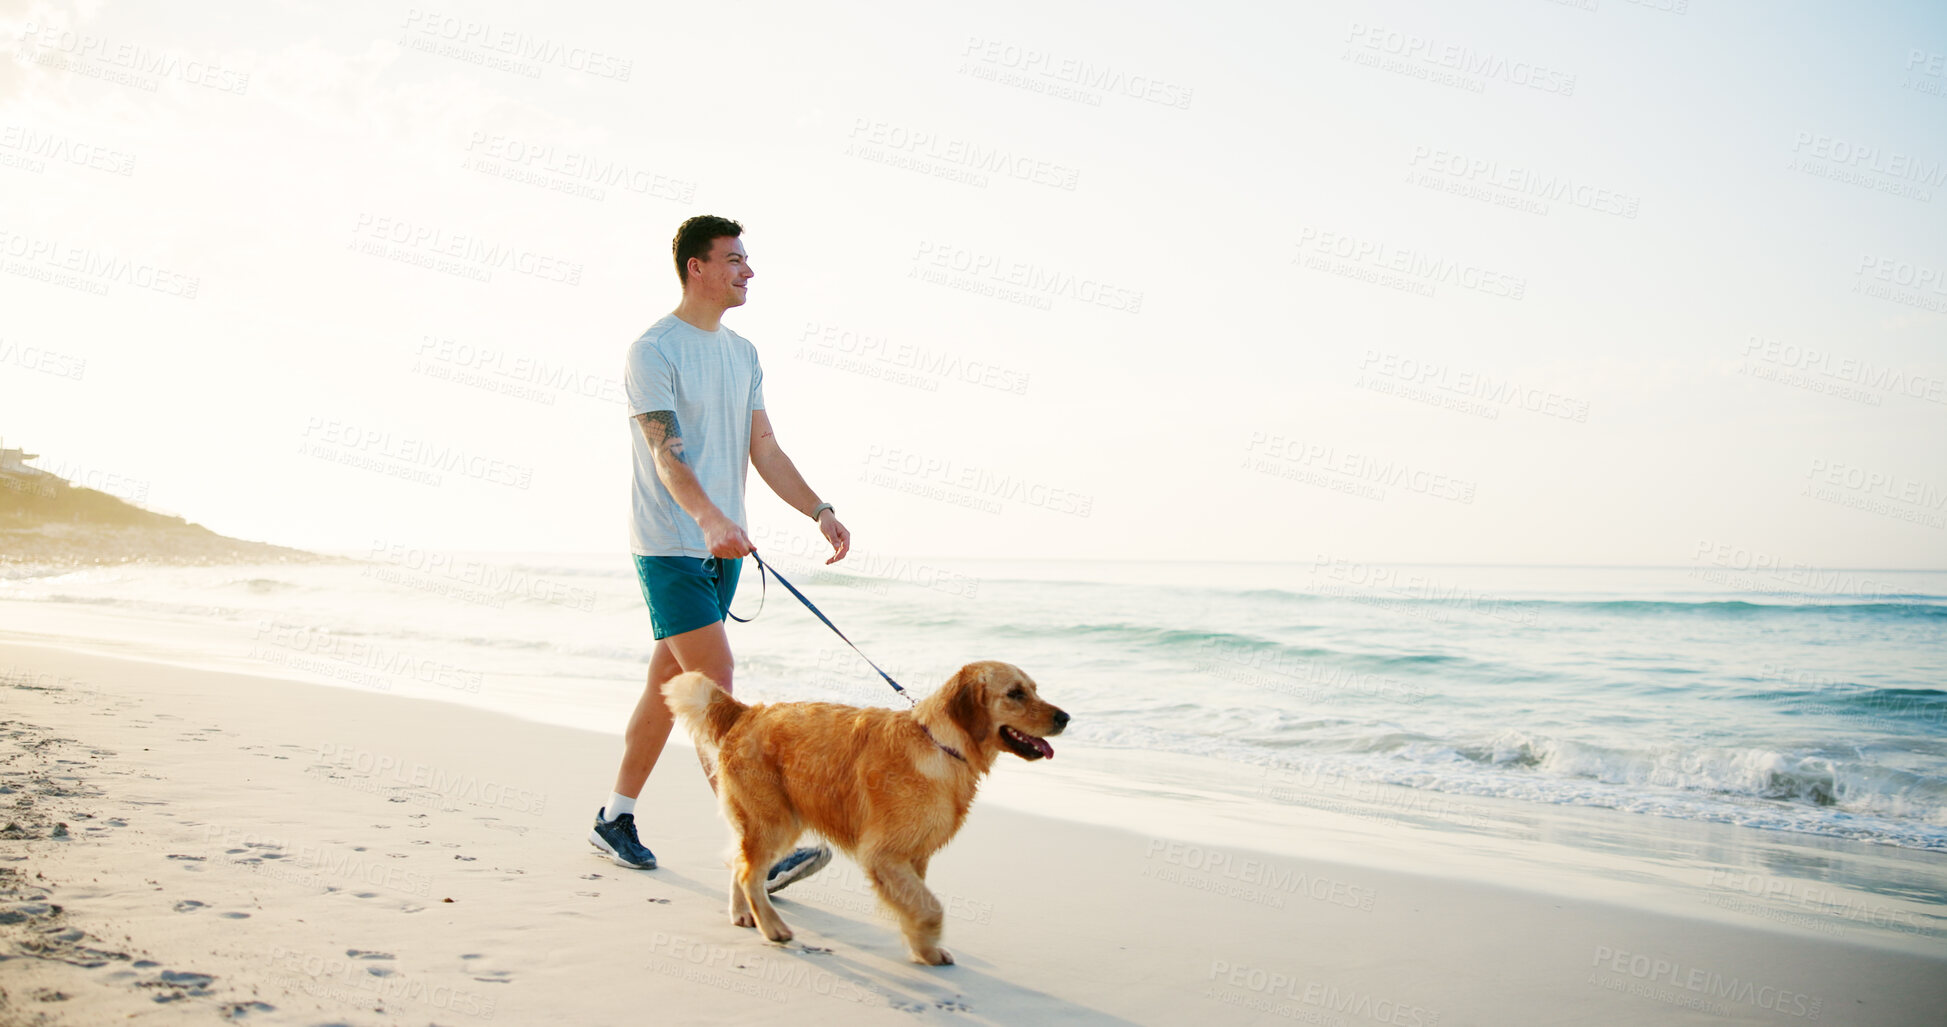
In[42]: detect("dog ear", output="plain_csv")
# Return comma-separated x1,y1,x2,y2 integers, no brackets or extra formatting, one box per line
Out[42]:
944,663,992,741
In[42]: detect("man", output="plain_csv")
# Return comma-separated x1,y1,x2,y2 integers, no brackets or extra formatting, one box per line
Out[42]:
591,215,850,895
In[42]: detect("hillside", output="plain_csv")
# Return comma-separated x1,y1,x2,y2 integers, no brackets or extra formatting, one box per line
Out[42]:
1,459,326,568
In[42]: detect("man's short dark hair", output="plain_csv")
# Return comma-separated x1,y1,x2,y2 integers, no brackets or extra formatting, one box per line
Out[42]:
672,215,744,288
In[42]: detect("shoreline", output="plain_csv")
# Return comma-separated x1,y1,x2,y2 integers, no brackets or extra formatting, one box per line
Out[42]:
6,609,1947,954
2,641,1944,1025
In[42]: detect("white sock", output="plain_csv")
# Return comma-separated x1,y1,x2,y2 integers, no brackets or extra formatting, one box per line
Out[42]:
604,792,636,821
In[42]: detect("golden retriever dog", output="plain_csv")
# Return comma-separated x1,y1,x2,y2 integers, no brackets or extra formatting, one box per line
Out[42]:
662,660,1067,965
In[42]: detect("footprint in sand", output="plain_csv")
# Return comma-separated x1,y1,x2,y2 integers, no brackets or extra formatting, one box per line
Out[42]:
222,1000,275,1019
347,950,395,960
138,969,215,1003
172,900,206,913
473,969,513,984
164,854,205,862
218,912,250,919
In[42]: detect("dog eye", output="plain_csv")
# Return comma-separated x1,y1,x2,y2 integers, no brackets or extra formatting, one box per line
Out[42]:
1007,687,1026,700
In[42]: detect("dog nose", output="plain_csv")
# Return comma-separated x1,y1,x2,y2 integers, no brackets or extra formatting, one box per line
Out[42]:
1052,709,1070,732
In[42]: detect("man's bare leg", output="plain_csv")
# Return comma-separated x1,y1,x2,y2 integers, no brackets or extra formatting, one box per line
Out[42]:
613,620,735,800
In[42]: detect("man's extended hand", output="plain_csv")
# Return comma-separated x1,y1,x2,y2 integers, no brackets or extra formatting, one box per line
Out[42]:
819,510,851,564
701,513,754,559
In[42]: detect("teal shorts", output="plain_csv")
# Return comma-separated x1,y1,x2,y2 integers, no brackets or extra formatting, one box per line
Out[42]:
634,555,743,640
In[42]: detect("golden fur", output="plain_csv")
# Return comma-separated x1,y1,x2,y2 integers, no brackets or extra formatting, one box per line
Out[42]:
663,660,1067,965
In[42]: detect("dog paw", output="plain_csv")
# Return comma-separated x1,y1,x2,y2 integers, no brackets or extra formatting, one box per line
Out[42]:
763,925,794,944
912,946,953,966
731,913,756,928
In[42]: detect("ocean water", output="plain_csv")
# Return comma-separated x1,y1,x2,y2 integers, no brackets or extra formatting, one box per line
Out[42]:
3,551,1945,856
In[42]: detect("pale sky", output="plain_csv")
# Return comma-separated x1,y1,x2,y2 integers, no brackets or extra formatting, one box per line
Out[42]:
3,0,1943,567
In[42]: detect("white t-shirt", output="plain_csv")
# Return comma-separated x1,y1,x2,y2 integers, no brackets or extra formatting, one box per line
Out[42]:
624,314,766,557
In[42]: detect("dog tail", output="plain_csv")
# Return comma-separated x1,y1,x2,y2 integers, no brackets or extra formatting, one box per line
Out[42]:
662,671,747,745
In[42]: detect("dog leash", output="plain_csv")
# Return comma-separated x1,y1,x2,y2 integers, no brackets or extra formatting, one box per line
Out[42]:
726,549,916,707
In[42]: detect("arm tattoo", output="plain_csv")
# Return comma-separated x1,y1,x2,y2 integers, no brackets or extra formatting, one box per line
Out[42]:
637,410,688,464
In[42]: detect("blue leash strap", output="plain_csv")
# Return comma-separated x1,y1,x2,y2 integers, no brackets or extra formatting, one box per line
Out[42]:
728,548,914,706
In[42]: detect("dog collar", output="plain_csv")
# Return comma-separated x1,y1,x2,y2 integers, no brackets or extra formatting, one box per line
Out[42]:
920,724,967,763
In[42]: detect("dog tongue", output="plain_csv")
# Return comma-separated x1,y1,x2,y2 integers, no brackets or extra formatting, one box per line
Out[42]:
1031,735,1054,760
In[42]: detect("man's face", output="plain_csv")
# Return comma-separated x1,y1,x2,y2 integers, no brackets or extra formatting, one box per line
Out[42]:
690,235,754,307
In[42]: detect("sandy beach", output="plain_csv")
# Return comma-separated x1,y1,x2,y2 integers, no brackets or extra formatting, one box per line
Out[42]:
2,639,1943,1026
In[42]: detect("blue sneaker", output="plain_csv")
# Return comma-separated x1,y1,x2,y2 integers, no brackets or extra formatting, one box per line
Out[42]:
765,843,832,894
589,809,657,869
